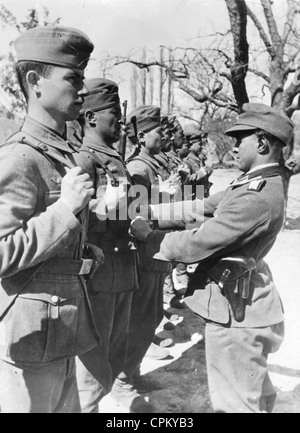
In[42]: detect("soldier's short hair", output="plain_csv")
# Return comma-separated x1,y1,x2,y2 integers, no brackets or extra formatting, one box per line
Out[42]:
16,61,55,102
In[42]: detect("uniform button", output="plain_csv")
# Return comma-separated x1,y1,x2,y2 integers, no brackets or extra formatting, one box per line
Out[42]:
51,295,60,304
114,247,119,253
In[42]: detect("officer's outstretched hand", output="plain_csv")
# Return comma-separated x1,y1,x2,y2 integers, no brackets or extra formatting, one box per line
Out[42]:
129,216,153,242
158,172,182,195
195,167,207,180
60,167,95,215
104,176,129,212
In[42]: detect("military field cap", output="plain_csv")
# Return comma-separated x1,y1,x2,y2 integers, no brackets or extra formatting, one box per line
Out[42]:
185,125,208,143
172,116,183,132
14,26,94,70
161,115,176,135
126,105,161,138
226,103,294,146
80,78,120,114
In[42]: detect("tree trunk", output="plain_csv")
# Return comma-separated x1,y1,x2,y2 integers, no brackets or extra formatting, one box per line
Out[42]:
159,47,164,109
142,49,147,105
225,0,249,111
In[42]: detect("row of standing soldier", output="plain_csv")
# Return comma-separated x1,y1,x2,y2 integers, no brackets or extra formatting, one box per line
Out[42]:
0,24,295,413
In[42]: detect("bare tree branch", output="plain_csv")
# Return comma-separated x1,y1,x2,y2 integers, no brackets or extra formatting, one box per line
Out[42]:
248,68,270,83
282,0,298,46
277,68,300,115
260,0,283,49
246,5,274,57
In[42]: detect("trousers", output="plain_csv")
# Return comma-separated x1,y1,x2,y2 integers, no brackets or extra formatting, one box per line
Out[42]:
76,291,132,413
205,321,285,413
122,268,166,377
0,357,80,413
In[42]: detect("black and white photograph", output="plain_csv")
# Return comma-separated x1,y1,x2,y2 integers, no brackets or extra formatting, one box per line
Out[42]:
0,0,299,415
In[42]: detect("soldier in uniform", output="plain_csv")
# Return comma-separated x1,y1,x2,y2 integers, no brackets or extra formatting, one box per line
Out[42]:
158,115,190,308
184,128,214,200
178,136,192,163
71,78,139,413
108,105,178,411
0,26,100,413
130,103,294,413
154,116,173,179
166,116,186,170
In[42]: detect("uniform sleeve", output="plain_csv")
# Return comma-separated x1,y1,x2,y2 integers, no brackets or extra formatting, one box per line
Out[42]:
126,160,152,190
0,152,82,278
203,190,226,216
145,192,271,264
149,199,205,230
187,168,207,184
73,151,96,180
146,190,224,229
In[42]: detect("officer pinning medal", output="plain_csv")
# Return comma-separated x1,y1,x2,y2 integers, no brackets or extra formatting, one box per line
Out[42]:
0,5,298,415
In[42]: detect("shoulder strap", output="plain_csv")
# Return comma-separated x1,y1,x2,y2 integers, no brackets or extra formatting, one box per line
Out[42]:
2,133,77,169
80,148,119,187
21,136,76,169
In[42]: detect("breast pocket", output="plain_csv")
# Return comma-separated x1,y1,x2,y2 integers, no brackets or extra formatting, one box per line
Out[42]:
7,276,81,363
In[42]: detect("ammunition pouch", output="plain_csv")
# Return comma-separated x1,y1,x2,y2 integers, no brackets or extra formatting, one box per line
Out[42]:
186,256,256,323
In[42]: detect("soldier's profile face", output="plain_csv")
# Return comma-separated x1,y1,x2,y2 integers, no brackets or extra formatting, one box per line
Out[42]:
36,66,87,122
144,126,163,155
190,141,202,155
173,127,184,148
95,105,122,143
180,141,190,158
234,132,258,172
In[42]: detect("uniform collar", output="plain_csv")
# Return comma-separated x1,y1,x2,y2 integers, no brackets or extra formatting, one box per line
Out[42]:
167,149,178,157
231,163,281,188
167,149,181,161
139,148,161,168
83,137,121,159
21,116,75,153
186,151,200,162
247,163,279,176
155,152,170,164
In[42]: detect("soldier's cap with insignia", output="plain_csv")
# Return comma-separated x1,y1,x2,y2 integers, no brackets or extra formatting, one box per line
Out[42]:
14,26,94,70
80,78,120,114
126,105,161,138
226,103,294,146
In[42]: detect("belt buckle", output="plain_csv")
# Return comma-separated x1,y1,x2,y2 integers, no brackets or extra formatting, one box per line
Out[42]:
79,259,94,275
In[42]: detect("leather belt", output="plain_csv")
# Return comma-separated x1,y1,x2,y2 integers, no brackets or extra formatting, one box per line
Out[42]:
38,258,94,275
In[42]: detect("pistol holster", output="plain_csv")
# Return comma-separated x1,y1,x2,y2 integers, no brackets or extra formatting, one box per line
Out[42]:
186,256,256,323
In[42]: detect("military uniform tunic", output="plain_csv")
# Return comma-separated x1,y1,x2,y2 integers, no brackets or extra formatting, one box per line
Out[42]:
184,151,212,198
155,151,173,179
126,147,166,191
146,164,285,327
166,149,183,171
0,117,99,364
122,147,172,379
143,164,285,412
74,138,139,396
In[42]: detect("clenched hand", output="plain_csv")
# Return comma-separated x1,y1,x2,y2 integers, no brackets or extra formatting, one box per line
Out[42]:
60,166,95,215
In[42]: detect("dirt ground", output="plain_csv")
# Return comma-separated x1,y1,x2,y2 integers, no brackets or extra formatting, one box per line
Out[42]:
101,168,300,414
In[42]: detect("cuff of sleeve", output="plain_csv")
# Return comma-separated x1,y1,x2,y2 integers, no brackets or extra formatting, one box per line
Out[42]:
145,230,169,260
54,199,82,230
